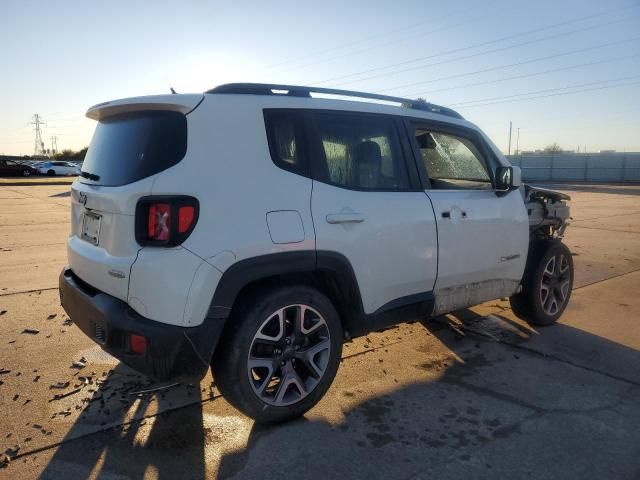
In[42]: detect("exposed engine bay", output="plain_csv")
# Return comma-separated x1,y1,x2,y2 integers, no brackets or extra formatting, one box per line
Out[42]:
524,185,571,239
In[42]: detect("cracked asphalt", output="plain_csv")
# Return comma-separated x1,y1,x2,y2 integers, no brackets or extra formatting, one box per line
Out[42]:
1,183,639,479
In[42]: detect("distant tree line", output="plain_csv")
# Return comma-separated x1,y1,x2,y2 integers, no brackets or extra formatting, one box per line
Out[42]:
543,143,562,153
54,147,88,161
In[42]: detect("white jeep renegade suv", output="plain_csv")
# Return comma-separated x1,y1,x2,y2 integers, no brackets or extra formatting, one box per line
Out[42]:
59,83,573,423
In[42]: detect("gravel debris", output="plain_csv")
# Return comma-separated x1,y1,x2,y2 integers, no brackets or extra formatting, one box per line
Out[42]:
50,387,82,401
49,382,70,390
129,383,180,396
71,356,87,369
21,328,39,335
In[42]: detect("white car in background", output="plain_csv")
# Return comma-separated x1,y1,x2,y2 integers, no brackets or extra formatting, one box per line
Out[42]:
38,161,81,176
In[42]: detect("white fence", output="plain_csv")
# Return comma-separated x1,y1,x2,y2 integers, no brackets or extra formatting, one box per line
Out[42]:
506,153,640,183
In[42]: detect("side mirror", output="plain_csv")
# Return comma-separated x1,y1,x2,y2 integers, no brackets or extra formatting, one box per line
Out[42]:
495,165,521,193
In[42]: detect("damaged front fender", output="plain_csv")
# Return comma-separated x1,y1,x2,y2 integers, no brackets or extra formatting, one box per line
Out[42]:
524,184,571,239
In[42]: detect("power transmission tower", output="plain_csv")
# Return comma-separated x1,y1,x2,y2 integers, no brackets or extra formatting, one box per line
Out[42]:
50,136,58,155
30,114,47,157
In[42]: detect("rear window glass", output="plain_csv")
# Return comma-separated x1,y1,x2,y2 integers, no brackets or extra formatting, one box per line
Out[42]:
81,110,187,186
263,110,309,177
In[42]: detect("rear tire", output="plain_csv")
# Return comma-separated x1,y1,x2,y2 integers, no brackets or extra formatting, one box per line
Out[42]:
212,285,343,423
510,240,573,326
47,169,55,176
22,169,31,177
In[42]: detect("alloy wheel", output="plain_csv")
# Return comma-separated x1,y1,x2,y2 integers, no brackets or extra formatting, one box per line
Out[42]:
539,254,571,316
247,304,331,406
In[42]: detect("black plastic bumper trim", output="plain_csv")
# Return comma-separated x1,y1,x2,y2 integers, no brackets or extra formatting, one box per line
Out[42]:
59,268,224,382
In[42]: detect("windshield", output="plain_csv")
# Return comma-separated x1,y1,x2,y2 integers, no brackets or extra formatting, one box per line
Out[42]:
81,110,187,186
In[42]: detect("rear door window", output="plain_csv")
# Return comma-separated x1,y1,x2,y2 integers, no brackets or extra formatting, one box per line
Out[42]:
81,111,187,186
310,112,411,191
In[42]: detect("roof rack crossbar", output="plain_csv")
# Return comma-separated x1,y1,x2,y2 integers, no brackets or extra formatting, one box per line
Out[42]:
205,83,463,119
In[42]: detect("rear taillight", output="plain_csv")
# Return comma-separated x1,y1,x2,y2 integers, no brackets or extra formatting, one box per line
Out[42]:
135,196,199,246
178,205,195,233
148,203,171,241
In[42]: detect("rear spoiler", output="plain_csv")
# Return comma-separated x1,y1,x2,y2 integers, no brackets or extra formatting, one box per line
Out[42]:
86,94,204,121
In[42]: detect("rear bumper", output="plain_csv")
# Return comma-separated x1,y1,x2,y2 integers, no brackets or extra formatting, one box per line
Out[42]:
59,267,225,382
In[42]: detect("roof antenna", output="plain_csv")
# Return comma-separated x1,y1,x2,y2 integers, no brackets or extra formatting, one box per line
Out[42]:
170,87,177,94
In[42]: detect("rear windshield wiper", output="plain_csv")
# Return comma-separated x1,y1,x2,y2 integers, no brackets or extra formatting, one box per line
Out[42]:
80,171,100,181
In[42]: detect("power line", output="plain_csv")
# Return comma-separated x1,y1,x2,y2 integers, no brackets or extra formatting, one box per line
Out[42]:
45,116,85,122
454,79,640,109
377,36,640,94
517,115,640,134
271,14,483,76
320,15,637,88
262,26,423,72
449,75,640,107
319,9,639,87
310,4,638,86
402,50,640,98
260,3,480,72
478,105,640,131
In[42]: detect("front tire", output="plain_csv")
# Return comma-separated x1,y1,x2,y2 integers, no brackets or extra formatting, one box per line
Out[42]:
510,240,574,326
47,169,55,176
22,169,31,177
212,285,343,423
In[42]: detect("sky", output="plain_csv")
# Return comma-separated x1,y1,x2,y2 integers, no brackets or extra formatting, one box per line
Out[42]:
1,0,639,156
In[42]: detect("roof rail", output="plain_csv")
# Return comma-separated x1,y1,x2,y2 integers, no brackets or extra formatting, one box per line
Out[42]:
205,83,463,119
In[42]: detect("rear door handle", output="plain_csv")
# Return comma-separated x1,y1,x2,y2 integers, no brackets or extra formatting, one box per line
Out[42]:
326,213,366,224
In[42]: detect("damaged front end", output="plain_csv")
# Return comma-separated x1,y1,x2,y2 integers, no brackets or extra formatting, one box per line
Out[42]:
524,185,571,239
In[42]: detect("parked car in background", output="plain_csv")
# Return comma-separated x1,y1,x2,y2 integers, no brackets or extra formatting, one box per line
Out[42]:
37,161,81,176
0,159,37,177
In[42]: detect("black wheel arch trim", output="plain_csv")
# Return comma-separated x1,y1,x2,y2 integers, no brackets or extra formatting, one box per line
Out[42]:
207,250,434,338
208,251,318,319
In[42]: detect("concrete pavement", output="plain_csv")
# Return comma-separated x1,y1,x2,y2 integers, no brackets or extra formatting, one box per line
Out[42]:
0,183,639,479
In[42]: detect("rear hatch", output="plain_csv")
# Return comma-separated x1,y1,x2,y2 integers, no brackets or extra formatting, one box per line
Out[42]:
68,94,203,301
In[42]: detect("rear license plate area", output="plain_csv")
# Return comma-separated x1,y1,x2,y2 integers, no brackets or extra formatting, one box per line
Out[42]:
81,212,102,246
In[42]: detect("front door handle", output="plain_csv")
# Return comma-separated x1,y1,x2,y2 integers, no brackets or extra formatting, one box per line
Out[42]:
441,210,467,219
326,213,366,224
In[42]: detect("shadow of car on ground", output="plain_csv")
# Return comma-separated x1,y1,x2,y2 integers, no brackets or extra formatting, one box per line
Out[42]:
37,311,640,479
